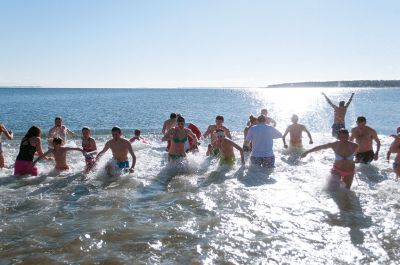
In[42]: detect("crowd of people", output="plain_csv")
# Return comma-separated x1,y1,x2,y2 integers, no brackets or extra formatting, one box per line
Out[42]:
0,92,399,190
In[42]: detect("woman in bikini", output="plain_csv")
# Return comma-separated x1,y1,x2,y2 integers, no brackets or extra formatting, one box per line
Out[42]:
301,129,358,189
162,116,198,162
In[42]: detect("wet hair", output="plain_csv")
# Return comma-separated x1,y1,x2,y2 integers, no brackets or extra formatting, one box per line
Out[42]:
111,126,122,133
177,116,185,123
134,129,141,136
291,114,299,122
338,128,349,135
55,116,62,122
52,137,63,145
339,101,345,107
357,116,366,123
170,113,177,119
82,127,91,132
22,126,41,143
258,115,266,123
216,115,224,121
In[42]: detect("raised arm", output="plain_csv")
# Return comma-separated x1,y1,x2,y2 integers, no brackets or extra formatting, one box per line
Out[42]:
0,124,13,140
301,143,332,158
128,144,136,172
282,127,289,148
345,93,355,108
302,125,313,144
321,92,337,109
66,127,77,138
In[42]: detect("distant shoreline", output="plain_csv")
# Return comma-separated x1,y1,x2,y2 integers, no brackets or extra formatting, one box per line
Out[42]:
267,80,400,88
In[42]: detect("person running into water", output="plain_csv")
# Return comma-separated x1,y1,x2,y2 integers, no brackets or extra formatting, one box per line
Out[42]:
33,138,86,172
301,129,358,189
129,129,150,144
162,113,177,151
322,92,354,138
243,115,258,152
350,116,380,164
387,127,400,180
96,127,136,177
81,127,97,172
14,126,47,177
47,117,76,150
282,114,313,149
261,109,277,127
162,116,198,163
214,129,245,167
0,122,13,168
244,115,282,168
203,115,232,140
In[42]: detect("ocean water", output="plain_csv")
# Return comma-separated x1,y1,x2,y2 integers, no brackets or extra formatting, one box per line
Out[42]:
0,87,399,264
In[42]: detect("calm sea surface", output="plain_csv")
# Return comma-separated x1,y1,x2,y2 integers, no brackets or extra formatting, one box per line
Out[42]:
0,87,399,264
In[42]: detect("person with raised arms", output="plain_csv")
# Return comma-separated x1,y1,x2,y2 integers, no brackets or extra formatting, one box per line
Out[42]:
0,122,13,168
95,127,136,177
301,129,358,189
322,92,354,138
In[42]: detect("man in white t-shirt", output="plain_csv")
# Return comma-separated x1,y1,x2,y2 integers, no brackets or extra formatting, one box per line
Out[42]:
244,115,282,168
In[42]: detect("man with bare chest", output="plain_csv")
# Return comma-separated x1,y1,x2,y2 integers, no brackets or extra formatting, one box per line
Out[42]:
350,116,381,164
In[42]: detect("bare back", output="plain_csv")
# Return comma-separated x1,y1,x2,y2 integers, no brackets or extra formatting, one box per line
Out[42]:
288,124,306,144
334,106,347,124
52,148,69,169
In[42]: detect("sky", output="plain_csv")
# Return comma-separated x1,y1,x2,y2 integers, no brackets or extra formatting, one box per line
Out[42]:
0,0,399,88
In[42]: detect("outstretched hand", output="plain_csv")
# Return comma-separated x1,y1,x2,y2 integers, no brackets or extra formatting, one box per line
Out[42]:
309,140,313,144
129,168,135,173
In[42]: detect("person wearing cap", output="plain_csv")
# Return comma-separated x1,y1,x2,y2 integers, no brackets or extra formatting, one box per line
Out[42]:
301,129,358,189
386,127,400,179
214,129,244,167
322,92,354,138
282,114,313,149
243,115,258,152
261,109,277,127
47,116,76,150
96,126,136,177
244,115,282,168
162,116,198,163
203,115,232,142
350,116,380,164
0,122,13,168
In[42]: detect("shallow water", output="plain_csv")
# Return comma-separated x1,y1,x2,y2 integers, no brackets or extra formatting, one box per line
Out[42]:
0,87,400,264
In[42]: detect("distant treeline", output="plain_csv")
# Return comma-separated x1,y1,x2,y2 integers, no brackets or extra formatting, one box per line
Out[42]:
267,80,400,88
